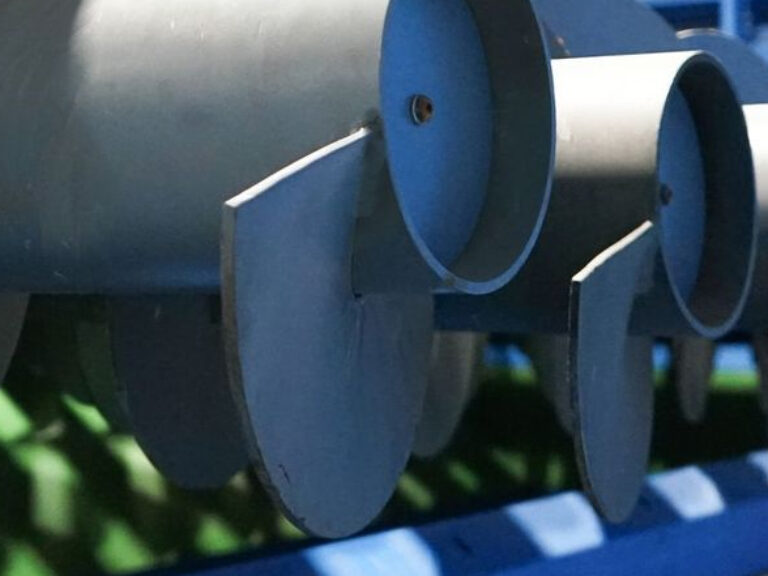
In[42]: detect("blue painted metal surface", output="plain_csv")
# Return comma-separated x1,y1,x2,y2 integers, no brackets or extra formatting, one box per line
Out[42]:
380,0,494,266
640,1,768,163
144,453,768,576
645,0,757,39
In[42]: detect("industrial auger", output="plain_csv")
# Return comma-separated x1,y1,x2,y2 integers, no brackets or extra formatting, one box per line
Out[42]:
0,0,554,537
0,0,762,540
437,0,756,523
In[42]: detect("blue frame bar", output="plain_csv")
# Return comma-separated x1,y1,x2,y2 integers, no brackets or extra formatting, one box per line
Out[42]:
719,0,752,37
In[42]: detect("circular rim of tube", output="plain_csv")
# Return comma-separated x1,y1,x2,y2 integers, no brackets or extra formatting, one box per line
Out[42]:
380,0,555,294
658,52,757,338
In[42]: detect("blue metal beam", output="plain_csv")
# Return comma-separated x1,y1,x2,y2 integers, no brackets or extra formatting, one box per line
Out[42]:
720,0,753,38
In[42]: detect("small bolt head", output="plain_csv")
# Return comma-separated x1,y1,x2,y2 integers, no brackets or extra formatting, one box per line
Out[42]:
410,95,434,126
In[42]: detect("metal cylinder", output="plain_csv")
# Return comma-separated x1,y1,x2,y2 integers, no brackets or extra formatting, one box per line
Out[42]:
438,50,755,340
0,0,388,292
738,103,768,330
0,0,554,295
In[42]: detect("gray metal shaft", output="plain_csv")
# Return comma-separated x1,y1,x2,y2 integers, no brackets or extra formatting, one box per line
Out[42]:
438,53,671,333
0,0,387,292
438,50,754,338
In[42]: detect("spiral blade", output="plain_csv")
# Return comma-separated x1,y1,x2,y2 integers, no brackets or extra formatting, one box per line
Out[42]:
108,296,248,489
413,332,487,459
222,129,433,537
570,221,658,522
528,335,573,435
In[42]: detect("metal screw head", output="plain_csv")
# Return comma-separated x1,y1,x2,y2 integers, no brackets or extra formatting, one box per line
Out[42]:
410,95,435,125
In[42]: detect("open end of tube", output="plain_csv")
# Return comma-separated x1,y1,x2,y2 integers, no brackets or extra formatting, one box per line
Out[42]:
380,0,555,294
659,55,756,335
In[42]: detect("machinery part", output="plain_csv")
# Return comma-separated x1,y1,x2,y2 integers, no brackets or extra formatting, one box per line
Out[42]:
433,0,678,455
214,0,554,537
485,0,679,514
3,0,555,535
0,294,28,387
222,129,434,538
0,0,554,295
75,300,132,432
677,29,768,105
23,297,130,431
741,103,768,332
671,338,715,423
532,28,768,445
560,51,753,521
441,53,755,337
669,31,768,421
441,51,754,338
21,298,88,401
754,335,768,418
438,50,756,522
2,0,555,535
353,0,554,295
46,297,247,488
527,336,573,434
570,222,657,522
532,0,678,56
413,333,488,459
107,297,248,489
